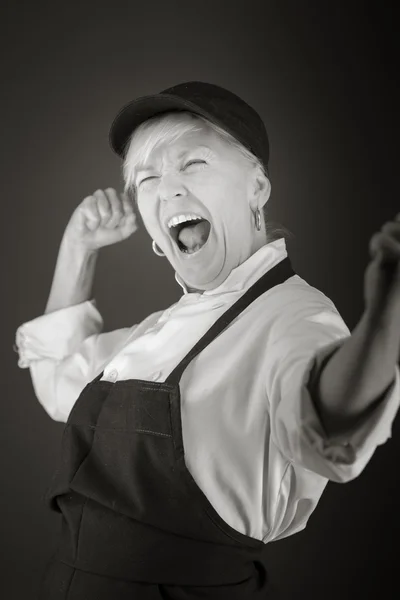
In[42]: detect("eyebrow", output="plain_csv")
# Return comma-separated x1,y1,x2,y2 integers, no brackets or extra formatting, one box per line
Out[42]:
136,145,213,174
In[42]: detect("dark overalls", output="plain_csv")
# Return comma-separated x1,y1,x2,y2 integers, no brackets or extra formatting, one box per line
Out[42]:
39,257,295,599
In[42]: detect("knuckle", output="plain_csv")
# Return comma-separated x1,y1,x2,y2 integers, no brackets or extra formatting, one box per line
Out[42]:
381,222,400,238
98,195,110,207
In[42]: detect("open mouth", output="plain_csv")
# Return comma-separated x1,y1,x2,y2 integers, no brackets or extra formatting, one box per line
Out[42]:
169,218,211,255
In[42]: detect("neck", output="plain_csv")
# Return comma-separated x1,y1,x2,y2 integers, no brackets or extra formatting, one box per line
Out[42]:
187,285,204,294
252,226,268,254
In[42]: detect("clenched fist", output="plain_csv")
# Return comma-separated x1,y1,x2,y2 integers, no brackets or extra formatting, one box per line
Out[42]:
364,212,400,318
63,188,138,251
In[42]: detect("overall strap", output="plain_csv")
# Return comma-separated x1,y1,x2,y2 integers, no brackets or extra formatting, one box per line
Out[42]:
165,256,296,385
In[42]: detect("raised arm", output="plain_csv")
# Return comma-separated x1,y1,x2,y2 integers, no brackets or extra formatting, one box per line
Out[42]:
45,187,137,313
44,236,99,314
15,188,139,421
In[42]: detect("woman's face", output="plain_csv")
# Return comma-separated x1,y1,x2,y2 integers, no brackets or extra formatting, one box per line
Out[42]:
134,117,270,292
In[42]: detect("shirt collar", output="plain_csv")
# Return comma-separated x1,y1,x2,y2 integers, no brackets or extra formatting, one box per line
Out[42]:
174,238,288,296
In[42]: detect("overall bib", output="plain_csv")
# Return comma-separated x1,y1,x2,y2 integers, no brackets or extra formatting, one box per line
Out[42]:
39,256,295,599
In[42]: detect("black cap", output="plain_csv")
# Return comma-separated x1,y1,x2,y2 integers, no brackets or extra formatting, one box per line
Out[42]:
109,81,269,174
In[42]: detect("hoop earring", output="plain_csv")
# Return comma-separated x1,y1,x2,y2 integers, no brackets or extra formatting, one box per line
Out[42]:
254,208,262,231
152,240,165,257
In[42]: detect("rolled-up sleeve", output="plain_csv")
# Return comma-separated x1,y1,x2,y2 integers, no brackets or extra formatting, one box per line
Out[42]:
266,288,400,483
15,299,103,368
14,299,134,422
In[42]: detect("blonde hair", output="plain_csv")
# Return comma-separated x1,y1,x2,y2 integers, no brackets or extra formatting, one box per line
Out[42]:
122,111,293,243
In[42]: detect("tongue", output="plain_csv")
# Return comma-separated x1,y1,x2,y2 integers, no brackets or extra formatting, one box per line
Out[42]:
178,220,210,252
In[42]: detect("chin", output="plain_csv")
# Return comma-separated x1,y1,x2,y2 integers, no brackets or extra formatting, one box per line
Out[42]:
181,258,231,292
172,234,234,291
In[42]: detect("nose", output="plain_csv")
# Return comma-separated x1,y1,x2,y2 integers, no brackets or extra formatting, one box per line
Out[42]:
158,173,187,202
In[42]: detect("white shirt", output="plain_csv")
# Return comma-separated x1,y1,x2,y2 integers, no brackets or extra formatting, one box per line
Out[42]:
15,238,400,543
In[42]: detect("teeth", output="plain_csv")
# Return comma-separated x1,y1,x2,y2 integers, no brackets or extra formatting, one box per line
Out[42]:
181,244,203,254
167,214,203,229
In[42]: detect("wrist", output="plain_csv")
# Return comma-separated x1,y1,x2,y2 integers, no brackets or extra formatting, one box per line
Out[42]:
61,231,100,257
361,306,400,366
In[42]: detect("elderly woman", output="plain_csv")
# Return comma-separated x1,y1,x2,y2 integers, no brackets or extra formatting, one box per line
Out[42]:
15,82,400,599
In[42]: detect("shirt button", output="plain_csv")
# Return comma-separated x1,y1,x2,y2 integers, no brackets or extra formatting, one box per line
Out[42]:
106,369,118,382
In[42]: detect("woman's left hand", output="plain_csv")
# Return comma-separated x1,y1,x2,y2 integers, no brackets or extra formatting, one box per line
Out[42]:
364,213,400,319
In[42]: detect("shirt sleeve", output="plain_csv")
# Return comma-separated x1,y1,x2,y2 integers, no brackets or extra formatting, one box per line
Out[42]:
265,284,400,483
14,299,137,422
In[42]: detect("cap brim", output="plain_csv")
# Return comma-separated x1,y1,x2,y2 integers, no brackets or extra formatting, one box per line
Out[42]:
109,94,222,158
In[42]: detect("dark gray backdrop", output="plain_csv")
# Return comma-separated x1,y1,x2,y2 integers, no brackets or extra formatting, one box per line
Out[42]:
2,1,399,598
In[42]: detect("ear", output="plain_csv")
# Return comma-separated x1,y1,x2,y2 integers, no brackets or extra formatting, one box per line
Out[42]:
249,168,271,211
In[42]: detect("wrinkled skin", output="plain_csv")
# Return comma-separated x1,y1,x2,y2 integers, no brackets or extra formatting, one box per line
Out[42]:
134,116,271,292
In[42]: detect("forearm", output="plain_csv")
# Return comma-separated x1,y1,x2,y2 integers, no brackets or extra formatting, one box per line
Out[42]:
312,306,400,439
44,234,99,314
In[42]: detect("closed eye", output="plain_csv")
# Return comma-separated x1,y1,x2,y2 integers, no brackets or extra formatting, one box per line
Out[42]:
139,175,157,186
138,160,207,186
183,159,207,169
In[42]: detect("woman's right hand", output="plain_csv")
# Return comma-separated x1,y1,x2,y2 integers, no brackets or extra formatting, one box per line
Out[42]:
63,188,138,251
